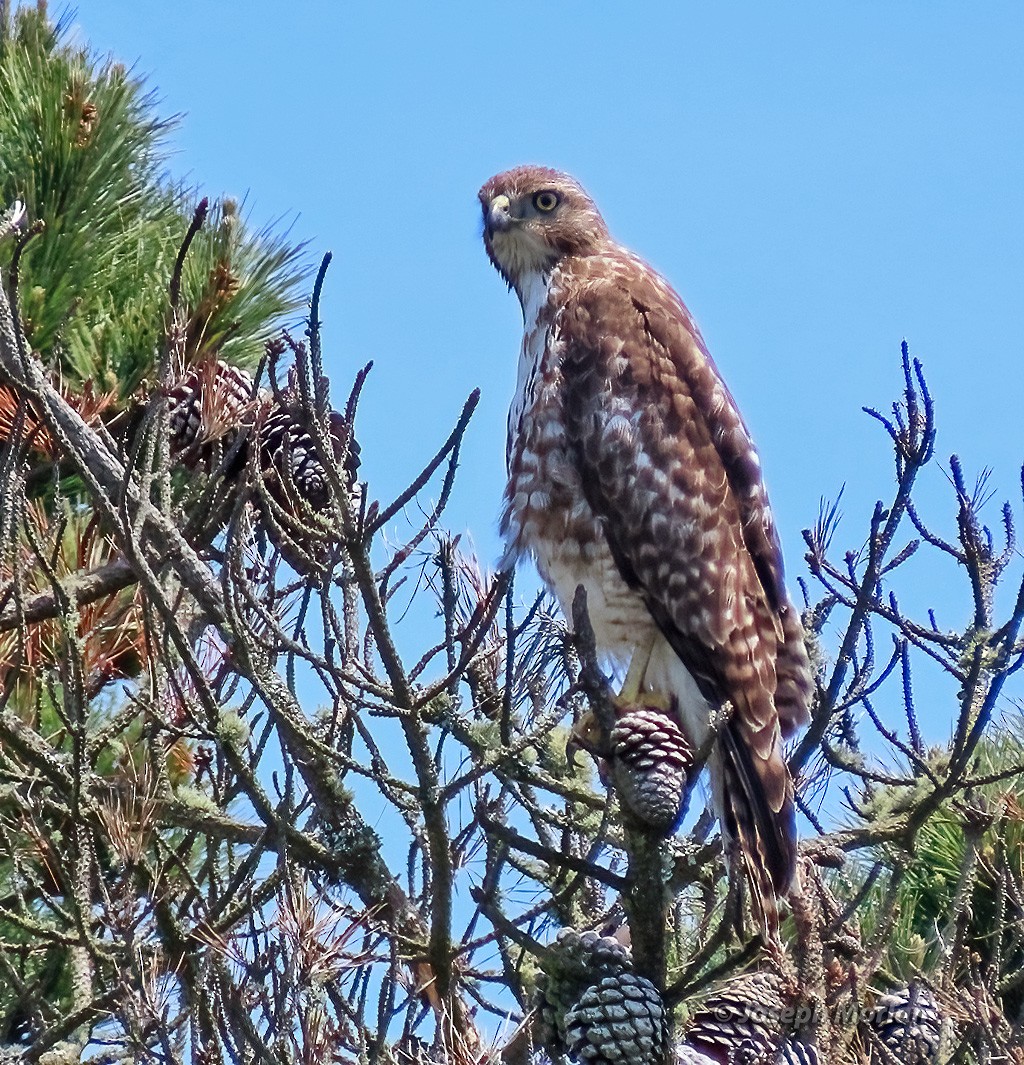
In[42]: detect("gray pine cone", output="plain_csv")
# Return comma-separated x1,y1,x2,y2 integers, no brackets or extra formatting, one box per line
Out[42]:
166,360,255,463
869,983,942,1064
610,706,692,832
778,1040,820,1065
534,929,632,1055
564,971,665,1064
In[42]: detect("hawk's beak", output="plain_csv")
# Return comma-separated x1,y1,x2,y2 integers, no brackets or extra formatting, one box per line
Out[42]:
486,194,513,235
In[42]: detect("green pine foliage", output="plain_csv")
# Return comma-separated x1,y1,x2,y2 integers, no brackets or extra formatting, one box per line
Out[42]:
858,726,1024,1008
0,2,305,399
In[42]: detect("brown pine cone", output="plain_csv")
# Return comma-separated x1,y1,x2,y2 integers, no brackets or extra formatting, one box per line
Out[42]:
166,359,256,467
252,396,361,574
610,706,692,832
779,1040,820,1065
257,406,360,513
683,969,788,1062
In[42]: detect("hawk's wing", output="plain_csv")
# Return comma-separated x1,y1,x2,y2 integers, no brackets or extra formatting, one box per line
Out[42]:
558,261,808,892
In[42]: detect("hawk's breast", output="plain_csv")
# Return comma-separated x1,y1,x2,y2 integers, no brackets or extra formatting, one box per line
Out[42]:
501,269,655,661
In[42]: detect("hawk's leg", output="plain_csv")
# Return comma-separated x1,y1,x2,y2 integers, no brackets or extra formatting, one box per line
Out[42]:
569,633,676,759
571,633,675,753
614,632,672,715
610,633,692,832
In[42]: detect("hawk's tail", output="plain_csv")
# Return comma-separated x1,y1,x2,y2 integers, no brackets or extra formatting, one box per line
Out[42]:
712,718,797,939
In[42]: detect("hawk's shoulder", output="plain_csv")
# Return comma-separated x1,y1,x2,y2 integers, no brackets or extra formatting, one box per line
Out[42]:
553,246,713,370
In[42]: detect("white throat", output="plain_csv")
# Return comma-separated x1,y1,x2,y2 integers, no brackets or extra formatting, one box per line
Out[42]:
506,269,553,465
517,269,550,331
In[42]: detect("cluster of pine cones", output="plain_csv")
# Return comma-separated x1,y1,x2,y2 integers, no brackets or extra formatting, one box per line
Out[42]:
534,928,666,1064
675,975,943,1064
534,930,824,1064
163,358,360,571
535,930,945,1065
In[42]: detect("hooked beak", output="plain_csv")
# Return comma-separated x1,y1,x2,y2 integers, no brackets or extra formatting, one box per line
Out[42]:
485,193,513,235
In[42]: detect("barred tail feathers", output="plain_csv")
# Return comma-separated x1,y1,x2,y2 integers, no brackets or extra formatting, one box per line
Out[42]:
711,720,797,938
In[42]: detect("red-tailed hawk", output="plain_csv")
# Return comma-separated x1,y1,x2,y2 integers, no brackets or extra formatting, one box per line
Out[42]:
479,165,813,926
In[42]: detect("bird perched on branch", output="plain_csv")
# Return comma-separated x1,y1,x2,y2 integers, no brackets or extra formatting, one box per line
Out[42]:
479,165,813,933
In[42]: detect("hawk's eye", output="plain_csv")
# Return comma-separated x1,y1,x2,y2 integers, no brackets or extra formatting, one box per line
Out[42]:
533,191,559,213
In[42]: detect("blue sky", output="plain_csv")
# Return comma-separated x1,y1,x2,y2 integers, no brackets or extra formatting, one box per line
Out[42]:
74,2,1024,732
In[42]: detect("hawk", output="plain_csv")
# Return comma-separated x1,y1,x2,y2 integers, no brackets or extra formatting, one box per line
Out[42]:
479,165,813,926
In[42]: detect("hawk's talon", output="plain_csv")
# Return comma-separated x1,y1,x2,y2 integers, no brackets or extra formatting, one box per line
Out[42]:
612,688,674,719
569,709,607,758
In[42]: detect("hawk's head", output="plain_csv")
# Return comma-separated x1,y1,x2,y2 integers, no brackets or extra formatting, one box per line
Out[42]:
479,166,609,291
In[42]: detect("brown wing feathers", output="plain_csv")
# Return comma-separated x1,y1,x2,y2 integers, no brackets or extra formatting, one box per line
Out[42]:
559,266,800,899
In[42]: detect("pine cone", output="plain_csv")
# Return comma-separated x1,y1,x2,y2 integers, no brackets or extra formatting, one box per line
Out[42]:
257,406,360,513
535,929,632,1055
675,1049,721,1065
563,971,665,1064
254,401,361,574
869,983,942,1064
166,359,255,465
610,706,692,831
683,969,787,1062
